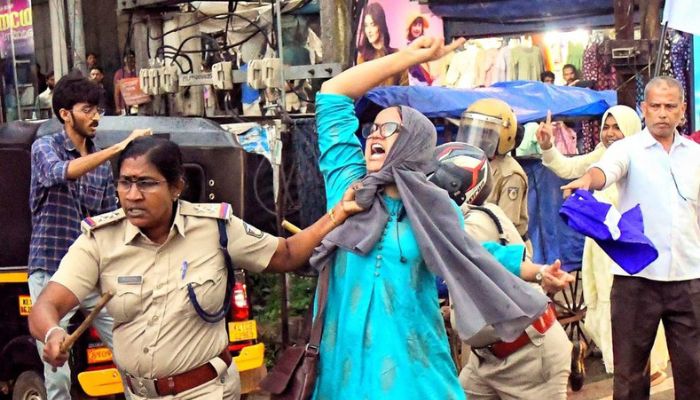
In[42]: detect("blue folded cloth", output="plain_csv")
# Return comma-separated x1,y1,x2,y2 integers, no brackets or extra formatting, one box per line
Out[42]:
559,189,658,274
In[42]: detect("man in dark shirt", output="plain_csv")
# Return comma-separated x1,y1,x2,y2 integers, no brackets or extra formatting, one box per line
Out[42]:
86,52,98,71
28,72,150,399
90,66,114,115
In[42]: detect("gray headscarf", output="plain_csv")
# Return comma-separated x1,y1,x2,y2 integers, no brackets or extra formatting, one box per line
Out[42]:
311,106,548,342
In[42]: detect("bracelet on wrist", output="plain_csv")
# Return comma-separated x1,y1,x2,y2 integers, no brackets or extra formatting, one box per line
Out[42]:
44,326,65,344
328,207,339,226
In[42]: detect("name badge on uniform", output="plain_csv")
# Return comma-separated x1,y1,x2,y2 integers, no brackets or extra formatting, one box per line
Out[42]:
117,275,143,285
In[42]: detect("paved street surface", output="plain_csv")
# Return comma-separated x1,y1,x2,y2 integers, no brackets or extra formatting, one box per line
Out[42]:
568,356,675,400
243,350,676,399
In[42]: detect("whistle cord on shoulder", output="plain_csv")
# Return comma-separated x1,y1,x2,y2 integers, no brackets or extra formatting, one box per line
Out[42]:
187,219,236,323
471,206,508,246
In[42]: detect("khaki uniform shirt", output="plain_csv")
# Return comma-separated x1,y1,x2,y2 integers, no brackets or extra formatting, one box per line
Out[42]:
52,200,278,379
458,202,531,347
461,203,524,248
485,155,529,238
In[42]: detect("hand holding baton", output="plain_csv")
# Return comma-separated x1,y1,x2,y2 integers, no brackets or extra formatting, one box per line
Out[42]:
59,291,114,353
50,292,114,371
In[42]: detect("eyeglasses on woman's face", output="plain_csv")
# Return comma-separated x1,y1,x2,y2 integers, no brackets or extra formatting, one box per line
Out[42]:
116,178,167,193
362,121,402,139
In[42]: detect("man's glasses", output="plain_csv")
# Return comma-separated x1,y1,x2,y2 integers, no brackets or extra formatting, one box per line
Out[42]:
116,179,167,193
362,121,402,139
73,105,105,117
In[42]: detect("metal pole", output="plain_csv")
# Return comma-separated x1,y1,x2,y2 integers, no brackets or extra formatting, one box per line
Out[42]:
67,0,86,74
272,0,290,346
8,2,21,120
274,0,285,111
49,0,69,77
653,22,669,78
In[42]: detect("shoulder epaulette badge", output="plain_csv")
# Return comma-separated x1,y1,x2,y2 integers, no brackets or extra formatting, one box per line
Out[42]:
81,209,126,236
179,202,233,220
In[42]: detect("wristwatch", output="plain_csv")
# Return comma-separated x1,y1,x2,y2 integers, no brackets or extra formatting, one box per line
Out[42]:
535,265,547,285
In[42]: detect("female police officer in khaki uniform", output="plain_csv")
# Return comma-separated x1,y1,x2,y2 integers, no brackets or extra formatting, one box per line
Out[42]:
29,136,362,399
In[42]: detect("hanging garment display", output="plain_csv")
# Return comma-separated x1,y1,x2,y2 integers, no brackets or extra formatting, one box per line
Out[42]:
494,45,512,83
508,45,544,81
445,44,483,88
580,41,618,153
520,158,585,269
580,43,601,153
635,73,646,109
553,122,578,156
650,29,690,135
515,122,542,157
669,30,691,135
566,42,585,72
479,48,500,87
661,32,674,76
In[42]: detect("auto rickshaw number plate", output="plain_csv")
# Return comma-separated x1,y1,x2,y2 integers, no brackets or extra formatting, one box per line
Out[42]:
18,295,32,316
87,346,113,364
228,320,258,342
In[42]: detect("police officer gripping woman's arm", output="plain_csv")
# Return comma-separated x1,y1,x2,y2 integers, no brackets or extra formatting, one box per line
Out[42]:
29,136,363,399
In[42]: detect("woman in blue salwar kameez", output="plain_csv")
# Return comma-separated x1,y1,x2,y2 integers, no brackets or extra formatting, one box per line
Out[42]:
310,37,549,400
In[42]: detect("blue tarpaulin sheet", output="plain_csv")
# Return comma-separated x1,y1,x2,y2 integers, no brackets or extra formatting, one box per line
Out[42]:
355,81,617,123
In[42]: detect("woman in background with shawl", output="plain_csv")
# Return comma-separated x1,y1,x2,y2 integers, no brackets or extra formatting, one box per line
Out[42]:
536,106,669,384
311,36,550,399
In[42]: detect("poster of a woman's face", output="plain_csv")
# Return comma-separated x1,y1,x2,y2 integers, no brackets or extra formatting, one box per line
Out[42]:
357,2,394,63
407,14,428,42
356,0,444,86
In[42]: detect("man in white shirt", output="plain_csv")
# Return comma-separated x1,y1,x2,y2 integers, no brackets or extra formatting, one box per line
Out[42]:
562,76,700,399
36,71,55,110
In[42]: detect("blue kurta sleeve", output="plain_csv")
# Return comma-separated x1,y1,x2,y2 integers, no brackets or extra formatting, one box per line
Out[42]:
481,241,526,277
315,93,367,207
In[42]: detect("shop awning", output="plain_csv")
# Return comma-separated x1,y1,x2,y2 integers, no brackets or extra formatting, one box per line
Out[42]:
355,81,617,123
426,0,619,38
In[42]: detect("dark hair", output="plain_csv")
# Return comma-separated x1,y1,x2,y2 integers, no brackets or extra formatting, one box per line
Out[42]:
46,70,54,79
540,71,555,82
359,3,393,62
90,66,104,74
51,72,101,123
117,136,184,186
562,64,577,73
86,52,97,59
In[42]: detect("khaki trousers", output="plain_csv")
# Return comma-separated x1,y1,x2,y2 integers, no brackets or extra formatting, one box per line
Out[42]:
460,322,571,400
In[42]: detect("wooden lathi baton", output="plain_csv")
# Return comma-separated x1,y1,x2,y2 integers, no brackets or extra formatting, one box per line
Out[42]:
51,291,114,372
281,220,302,234
59,291,114,353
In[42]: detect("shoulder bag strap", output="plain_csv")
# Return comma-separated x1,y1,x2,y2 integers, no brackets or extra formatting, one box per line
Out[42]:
307,265,330,352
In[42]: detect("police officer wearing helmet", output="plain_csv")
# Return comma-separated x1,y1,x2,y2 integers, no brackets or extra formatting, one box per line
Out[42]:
456,99,532,254
430,142,574,400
